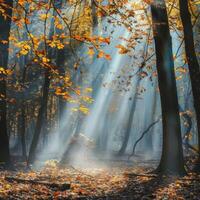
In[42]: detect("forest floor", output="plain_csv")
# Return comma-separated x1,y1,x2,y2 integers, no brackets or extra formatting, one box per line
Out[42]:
0,155,200,200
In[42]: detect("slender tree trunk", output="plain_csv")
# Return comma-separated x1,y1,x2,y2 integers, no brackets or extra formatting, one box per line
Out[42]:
141,86,157,152
21,106,27,160
119,33,152,155
151,0,186,175
56,46,66,133
118,81,139,155
54,0,66,134
28,0,64,164
28,70,50,164
17,107,27,161
100,112,109,151
179,0,200,170
91,1,98,28
0,0,13,166
20,63,27,161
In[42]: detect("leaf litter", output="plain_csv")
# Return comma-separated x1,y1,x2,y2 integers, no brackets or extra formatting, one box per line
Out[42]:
0,159,200,199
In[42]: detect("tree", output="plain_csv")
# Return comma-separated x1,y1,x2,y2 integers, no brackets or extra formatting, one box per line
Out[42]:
150,0,186,175
0,0,13,166
28,1,61,164
54,0,67,134
179,0,200,171
118,70,141,155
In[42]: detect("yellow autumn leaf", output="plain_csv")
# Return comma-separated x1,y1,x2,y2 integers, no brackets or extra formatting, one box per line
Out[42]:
87,47,95,57
82,96,94,103
85,87,93,93
79,105,89,114
42,57,50,63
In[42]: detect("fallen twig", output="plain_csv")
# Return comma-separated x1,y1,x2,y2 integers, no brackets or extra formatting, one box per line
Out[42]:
124,172,158,178
5,176,70,191
181,178,200,181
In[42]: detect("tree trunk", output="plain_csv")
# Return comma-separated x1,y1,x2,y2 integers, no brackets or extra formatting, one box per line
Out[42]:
21,63,28,161
91,1,98,28
118,81,139,155
56,46,66,133
28,70,50,164
28,1,63,164
0,0,13,166
150,0,186,175
179,0,200,171
17,106,27,161
21,105,27,160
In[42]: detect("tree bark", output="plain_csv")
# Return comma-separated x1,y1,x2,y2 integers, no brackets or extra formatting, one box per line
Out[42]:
56,41,66,134
21,106,27,160
28,70,50,164
179,0,200,171
118,81,139,155
0,0,13,166
150,0,186,175
19,56,28,161
28,1,63,164
91,1,98,28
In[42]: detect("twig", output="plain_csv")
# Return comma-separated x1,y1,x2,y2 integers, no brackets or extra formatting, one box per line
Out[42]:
124,172,157,178
5,176,70,191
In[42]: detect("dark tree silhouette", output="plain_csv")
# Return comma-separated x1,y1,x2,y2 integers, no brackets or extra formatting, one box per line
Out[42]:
28,0,63,164
150,0,186,175
179,0,200,171
0,0,13,166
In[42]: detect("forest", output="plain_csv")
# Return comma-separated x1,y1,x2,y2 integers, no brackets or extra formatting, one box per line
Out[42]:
0,0,200,199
